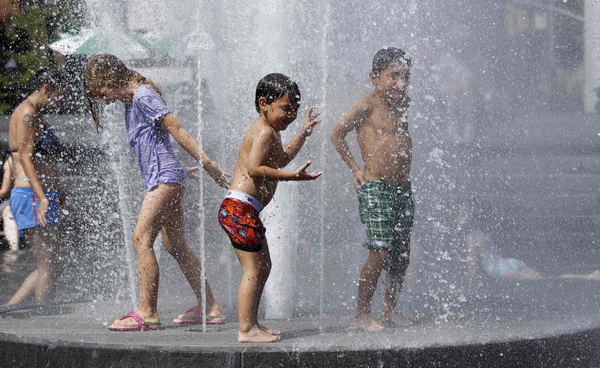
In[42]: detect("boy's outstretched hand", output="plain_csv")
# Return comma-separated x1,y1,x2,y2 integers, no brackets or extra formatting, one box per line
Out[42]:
294,161,322,181
301,107,320,137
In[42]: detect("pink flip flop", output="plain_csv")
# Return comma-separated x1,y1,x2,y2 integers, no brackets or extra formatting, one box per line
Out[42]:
173,306,225,325
108,312,162,331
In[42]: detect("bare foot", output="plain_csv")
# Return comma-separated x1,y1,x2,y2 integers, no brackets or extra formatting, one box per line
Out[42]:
382,312,412,327
258,324,281,335
559,270,600,281
110,310,159,328
352,313,384,332
587,270,600,281
238,325,281,343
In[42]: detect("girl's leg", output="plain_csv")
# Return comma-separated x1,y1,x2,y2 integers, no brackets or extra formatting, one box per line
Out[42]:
560,270,600,280
111,184,173,327
507,265,544,280
8,227,57,304
233,239,279,343
3,205,19,251
7,270,37,304
160,186,221,317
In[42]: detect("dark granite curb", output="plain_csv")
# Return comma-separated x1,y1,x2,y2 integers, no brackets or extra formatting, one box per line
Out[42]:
1,325,599,367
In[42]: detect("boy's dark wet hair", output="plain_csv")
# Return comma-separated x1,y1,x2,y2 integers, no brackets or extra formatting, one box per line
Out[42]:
372,47,411,77
255,73,301,113
32,66,68,93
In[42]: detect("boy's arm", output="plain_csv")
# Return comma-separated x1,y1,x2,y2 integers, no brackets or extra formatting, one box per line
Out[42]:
248,128,321,181
280,107,320,167
330,99,370,189
158,113,230,188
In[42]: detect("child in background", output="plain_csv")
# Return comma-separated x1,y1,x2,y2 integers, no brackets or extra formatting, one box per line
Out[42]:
219,73,320,343
0,150,19,251
7,68,67,305
460,207,544,282
331,47,414,332
84,54,229,331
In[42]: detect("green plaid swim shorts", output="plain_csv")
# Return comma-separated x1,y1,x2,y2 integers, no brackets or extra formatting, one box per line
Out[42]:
358,180,414,275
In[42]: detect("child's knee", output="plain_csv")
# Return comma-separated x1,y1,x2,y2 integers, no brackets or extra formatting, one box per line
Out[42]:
164,244,182,258
369,249,390,264
241,269,261,282
260,258,272,274
132,232,153,252
241,262,263,280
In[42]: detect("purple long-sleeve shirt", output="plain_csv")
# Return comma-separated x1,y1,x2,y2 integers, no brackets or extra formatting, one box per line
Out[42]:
125,85,186,191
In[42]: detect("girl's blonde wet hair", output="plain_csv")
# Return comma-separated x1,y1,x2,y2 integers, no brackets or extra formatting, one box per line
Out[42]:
84,54,163,131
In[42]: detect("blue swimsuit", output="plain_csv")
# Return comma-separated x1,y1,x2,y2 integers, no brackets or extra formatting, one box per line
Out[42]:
10,122,62,234
480,243,527,280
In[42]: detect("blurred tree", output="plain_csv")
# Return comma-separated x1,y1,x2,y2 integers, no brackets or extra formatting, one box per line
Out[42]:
0,0,85,113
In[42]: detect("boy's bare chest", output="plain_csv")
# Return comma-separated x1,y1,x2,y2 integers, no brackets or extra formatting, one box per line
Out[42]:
359,114,410,141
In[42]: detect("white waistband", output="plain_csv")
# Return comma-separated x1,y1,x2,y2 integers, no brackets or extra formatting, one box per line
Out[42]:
225,190,264,213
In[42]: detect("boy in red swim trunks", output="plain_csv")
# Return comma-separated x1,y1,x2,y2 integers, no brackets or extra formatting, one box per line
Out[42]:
218,73,321,343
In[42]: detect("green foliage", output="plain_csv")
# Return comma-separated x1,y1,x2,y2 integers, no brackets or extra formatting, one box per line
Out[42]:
0,5,51,113
0,1,86,114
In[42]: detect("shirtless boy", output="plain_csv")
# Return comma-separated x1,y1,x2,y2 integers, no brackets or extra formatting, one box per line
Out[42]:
331,47,414,332
218,73,321,343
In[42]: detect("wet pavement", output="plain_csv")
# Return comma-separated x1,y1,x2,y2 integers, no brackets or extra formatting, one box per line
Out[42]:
0,299,596,350
2,248,600,367
0,297,599,367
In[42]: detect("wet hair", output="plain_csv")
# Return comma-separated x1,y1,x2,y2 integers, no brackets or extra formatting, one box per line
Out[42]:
254,73,300,113
84,54,163,131
31,66,68,94
372,47,411,77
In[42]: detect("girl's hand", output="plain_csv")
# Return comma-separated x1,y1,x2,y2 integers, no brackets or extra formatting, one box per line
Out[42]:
38,198,49,227
206,163,231,188
301,107,320,137
212,169,232,188
187,166,201,180
189,165,231,188
293,161,322,181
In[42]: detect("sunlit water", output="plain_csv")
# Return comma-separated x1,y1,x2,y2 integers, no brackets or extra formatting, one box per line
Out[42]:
3,1,600,335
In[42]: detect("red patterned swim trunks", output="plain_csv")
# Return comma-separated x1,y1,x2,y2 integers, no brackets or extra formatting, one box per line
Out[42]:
218,197,265,252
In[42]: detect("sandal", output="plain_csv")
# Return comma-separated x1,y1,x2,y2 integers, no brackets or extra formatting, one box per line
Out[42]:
107,312,162,331
173,306,225,325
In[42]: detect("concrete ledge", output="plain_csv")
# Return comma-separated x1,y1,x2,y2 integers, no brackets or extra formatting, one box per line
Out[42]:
0,298,599,368
0,326,599,368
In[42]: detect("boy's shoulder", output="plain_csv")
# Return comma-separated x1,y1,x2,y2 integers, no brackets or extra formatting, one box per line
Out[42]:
246,118,277,141
353,92,377,112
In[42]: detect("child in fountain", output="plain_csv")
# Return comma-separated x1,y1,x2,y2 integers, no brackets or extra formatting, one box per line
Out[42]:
331,47,414,332
84,54,229,331
6,68,68,305
219,73,320,343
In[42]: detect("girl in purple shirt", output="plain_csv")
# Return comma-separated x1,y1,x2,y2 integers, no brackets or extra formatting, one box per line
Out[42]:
84,54,229,331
